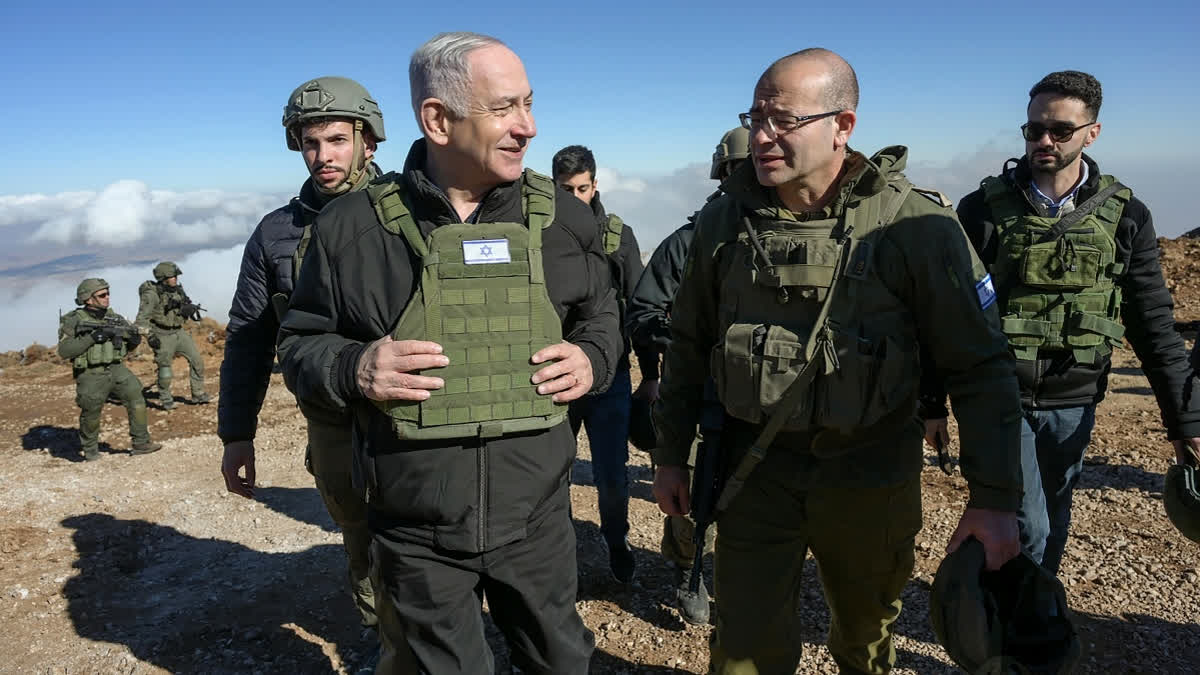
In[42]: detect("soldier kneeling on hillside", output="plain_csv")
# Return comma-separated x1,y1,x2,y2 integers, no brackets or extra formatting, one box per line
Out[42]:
58,278,162,461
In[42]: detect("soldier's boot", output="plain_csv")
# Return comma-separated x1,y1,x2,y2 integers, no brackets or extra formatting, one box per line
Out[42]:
192,392,211,404
674,564,711,625
83,447,101,462
157,366,175,410
131,441,163,456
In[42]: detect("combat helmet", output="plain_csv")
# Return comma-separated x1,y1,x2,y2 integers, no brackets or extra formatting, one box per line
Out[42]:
930,538,1081,674
1164,444,1200,543
75,278,109,305
711,126,750,179
153,261,182,282
283,76,386,151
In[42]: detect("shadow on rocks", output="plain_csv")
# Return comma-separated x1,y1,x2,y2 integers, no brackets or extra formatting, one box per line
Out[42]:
570,456,658,505
61,513,371,673
1074,609,1200,674
255,486,340,534
1078,456,1168,493
22,424,116,462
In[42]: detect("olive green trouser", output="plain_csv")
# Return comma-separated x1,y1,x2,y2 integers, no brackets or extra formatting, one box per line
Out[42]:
709,452,922,675
76,363,151,453
305,418,376,628
152,327,205,405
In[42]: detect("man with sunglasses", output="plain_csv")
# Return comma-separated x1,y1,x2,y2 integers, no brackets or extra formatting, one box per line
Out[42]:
923,70,1200,575
652,48,1023,674
58,278,162,461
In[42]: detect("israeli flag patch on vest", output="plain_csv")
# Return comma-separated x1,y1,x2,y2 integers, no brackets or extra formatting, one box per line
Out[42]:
975,273,996,310
463,239,511,265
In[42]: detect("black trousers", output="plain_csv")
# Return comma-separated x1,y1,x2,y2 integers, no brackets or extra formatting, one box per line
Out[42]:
371,484,593,674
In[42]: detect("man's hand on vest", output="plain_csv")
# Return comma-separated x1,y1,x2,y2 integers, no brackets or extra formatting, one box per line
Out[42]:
947,507,1019,571
356,336,448,401
530,341,593,403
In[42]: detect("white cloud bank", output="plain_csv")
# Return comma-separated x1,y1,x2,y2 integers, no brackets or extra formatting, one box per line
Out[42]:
1,181,287,247
0,157,1191,352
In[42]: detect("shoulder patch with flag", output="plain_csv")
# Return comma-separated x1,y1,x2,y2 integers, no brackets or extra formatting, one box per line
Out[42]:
975,273,996,310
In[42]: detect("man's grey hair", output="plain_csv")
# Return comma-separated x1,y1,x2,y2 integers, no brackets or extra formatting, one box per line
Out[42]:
409,32,506,123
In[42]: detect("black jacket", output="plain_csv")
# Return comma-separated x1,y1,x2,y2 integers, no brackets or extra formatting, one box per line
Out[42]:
218,175,362,443
626,218,697,381
588,194,653,369
277,140,621,553
944,154,1199,439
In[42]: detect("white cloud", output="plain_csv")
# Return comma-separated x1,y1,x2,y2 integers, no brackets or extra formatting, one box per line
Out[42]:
0,246,245,352
595,162,716,253
2,181,288,248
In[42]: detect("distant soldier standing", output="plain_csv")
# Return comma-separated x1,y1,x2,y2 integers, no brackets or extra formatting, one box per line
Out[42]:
58,278,162,460
219,76,387,661
136,261,210,410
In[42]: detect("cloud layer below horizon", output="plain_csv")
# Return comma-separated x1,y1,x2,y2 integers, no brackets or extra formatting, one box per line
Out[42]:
0,152,1192,352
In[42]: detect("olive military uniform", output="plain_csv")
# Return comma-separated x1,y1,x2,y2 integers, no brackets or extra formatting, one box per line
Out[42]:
655,148,1024,674
58,306,154,460
136,268,207,409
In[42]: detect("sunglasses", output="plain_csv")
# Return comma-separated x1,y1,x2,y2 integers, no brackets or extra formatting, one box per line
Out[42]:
1021,121,1094,143
94,292,110,299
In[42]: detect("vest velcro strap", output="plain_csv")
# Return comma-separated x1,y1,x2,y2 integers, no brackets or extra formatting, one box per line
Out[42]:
1001,318,1052,337
1074,313,1125,340
1108,262,1125,275
767,263,835,289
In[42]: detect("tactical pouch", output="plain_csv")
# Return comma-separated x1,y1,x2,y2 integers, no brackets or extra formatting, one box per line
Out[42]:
1019,240,1101,290
712,323,817,430
814,325,916,435
752,234,840,302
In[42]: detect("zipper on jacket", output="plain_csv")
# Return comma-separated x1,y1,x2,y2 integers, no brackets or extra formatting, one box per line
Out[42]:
478,439,487,551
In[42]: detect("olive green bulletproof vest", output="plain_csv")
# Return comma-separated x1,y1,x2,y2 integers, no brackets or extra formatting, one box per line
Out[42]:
365,170,567,440
710,178,921,438
65,309,129,370
602,214,623,255
143,281,186,329
985,175,1129,364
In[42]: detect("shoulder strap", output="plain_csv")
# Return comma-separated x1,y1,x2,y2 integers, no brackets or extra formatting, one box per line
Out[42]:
367,173,428,257
292,224,313,280
521,169,556,253
603,213,624,255
1035,181,1127,244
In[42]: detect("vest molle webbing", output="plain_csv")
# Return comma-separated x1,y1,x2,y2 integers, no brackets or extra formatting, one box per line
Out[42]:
603,214,623,255
69,310,128,370
985,175,1129,365
366,170,567,440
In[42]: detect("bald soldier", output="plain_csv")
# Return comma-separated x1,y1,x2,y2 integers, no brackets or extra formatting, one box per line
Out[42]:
652,48,1024,673
58,278,162,460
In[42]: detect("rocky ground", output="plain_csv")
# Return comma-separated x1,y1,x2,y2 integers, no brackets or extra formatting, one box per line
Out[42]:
0,235,1197,674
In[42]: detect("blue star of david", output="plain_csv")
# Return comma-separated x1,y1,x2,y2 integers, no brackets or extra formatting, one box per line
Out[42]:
480,245,493,257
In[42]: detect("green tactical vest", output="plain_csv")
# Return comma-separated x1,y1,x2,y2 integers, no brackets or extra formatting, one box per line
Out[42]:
985,174,1129,364
365,169,567,440
602,214,623,255
709,177,921,438
142,281,186,329
63,309,129,370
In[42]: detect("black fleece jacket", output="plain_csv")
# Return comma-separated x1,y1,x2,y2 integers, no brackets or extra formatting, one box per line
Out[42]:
277,140,621,552
926,154,1199,440
588,193,654,370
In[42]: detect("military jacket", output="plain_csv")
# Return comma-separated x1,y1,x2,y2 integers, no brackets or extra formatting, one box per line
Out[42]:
655,147,1024,511
136,282,188,331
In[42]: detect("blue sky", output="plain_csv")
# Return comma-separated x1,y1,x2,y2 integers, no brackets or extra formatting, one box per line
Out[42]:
0,0,1197,349
4,0,1197,193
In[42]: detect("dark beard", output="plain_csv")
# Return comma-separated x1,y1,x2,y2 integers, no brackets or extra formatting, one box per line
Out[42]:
1030,145,1083,176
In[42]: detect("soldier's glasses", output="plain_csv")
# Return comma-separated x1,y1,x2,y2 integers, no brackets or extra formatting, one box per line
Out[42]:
1020,121,1095,143
94,292,109,299
739,110,843,137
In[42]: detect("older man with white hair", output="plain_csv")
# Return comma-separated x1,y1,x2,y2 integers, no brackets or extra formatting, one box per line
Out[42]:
278,32,620,674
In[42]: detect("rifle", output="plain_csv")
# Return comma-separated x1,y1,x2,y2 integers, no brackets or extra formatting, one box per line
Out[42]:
164,295,205,321
679,378,726,616
75,315,140,351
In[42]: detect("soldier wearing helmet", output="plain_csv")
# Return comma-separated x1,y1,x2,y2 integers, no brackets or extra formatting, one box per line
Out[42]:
624,125,749,624
59,278,162,461
135,261,210,410
218,76,386,668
